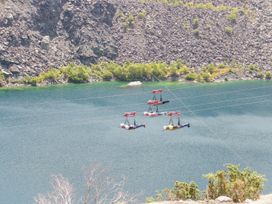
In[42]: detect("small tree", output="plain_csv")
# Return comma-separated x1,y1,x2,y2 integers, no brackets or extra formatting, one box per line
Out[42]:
35,166,137,204
265,71,271,80
204,164,265,202
81,166,137,204
34,175,73,204
146,181,200,202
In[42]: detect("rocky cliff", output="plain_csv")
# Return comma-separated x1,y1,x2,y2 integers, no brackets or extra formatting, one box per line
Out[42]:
0,0,272,76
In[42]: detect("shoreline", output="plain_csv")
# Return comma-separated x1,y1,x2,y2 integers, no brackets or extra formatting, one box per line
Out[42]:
0,79,270,91
0,77,270,91
1,61,271,90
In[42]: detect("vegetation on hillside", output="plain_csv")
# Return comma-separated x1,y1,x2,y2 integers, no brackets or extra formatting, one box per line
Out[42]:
0,60,271,87
20,61,235,86
0,71,5,86
141,0,250,15
147,164,265,203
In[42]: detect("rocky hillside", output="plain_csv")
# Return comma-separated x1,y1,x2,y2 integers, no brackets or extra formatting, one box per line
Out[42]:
0,0,272,77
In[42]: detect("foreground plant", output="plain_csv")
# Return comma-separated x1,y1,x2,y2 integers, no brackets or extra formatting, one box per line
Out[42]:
147,164,265,203
34,166,137,204
204,164,265,202
146,181,200,203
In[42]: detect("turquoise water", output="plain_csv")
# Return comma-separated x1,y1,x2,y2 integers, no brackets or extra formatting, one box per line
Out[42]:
1,81,272,203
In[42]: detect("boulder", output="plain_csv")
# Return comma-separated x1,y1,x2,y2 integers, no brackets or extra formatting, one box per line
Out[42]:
9,65,20,75
3,13,14,26
245,199,253,203
215,196,233,202
127,81,142,86
40,36,50,50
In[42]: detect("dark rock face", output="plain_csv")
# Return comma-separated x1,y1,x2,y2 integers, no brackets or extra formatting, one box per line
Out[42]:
91,1,116,26
0,0,272,76
32,0,67,37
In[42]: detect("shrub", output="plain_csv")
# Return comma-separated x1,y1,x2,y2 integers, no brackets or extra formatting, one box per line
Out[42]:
256,72,264,79
185,73,197,81
201,72,212,82
112,67,128,81
167,67,178,78
265,71,272,80
0,71,4,81
61,64,91,83
228,8,239,23
127,14,135,28
192,18,199,29
179,67,190,75
138,10,147,19
204,164,265,202
218,63,226,69
182,21,190,31
204,64,218,74
146,181,200,202
101,70,113,81
173,181,200,200
0,71,6,86
225,26,233,35
249,64,261,72
38,68,62,83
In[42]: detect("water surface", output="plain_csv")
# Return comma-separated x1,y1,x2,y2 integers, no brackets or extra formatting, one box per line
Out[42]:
1,81,272,203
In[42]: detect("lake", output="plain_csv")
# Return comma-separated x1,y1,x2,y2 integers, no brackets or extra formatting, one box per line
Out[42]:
0,81,272,203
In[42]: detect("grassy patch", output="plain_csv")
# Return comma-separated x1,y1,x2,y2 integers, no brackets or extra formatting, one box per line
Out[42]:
138,10,147,19
225,26,233,35
141,0,250,16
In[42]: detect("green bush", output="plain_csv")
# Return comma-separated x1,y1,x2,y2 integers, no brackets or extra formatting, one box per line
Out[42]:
204,164,265,202
201,72,212,82
0,71,5,86
0,71,4,81
265,71,272,80
146,181,200,203
101,70,113,81
228,8,239,23
127,14,135,28
61,64,91,83
204,64,218,74
192,18,199,29
39,69,62,83
256,72,264,79
173,181,200,200
249,64,260,72
185,73,197,81
225,26,233,35
138,10,147,19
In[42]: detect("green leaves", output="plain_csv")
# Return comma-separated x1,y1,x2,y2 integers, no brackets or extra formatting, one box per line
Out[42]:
146,181,200,202
147,164,265,203
204,164,265,202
